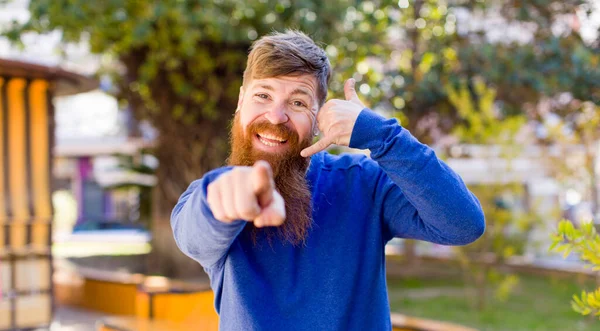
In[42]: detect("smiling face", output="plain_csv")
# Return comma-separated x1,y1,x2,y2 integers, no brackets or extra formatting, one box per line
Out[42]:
228,75,318,246
228,74,317,179
226,30,330,245
238,75,318,156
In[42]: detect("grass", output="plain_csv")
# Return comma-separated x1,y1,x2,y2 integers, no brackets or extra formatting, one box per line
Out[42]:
387,271,599,331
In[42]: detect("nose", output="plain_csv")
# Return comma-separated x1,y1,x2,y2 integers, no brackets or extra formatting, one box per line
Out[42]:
264,103,289,125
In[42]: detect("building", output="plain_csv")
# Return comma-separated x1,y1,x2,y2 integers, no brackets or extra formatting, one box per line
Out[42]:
0,58,96,331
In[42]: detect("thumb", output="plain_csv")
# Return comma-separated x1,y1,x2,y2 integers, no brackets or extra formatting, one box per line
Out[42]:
252,161,274,208
344,78,360,103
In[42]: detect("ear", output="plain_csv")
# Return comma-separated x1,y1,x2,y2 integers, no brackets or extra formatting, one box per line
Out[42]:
236,86,245,112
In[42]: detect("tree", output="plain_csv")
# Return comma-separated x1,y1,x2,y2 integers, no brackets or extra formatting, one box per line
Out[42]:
446,79,539,310
5,0,599,277
368,0,600,142
552,220,600,319
2,0,395,277
539,102,600,219
359,0,599,263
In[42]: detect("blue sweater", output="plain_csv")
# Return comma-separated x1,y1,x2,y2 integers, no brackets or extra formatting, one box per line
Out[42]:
171,109,485,330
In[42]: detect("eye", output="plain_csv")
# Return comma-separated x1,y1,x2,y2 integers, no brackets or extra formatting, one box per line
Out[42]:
292,100,308,108
255,93,270,100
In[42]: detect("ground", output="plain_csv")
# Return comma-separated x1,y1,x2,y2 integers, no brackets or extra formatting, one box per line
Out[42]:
387,272,599,331
51,306,107,331
52,256,599,330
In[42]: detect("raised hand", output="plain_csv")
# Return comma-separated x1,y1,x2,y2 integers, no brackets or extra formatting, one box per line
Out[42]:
300,78,366,157
206,161,285,227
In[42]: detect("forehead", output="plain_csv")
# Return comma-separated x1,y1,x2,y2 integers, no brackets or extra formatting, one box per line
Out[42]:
248,75,318,97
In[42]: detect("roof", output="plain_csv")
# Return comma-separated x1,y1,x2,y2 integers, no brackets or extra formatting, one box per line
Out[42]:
0,57,98,96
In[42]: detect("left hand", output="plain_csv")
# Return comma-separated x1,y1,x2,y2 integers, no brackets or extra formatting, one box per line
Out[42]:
300,78,366,157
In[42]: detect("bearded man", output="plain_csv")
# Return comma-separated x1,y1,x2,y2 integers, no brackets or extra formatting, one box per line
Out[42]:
171,30,485,330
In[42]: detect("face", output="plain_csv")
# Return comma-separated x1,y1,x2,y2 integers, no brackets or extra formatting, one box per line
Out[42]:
229,74,318,246
237,75,319,155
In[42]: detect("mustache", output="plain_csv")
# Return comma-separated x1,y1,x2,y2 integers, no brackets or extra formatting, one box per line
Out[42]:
247,121,299,143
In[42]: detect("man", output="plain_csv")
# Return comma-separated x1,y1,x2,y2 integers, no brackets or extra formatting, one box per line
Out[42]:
171,30,485,330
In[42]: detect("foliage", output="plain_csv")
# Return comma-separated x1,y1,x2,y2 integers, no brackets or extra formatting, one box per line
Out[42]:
4,0,598,185
446,78,526,145
455,183,538,310
1,0,396,276
3,0,599,277
4,0,597,196
541,102,600,217
448,80,539,309
462,1,600,111
551,219,600,319
376,0,600,143
2,0,395,204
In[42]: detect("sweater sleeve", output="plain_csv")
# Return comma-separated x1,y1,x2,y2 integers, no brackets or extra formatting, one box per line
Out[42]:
170,167,247,270
349,109,485,245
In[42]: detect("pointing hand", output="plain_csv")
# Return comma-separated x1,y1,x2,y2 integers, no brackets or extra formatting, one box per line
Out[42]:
207,161,285,227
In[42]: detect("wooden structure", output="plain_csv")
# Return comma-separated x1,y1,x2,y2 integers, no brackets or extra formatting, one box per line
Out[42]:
54,268,218,327
54,267,478,331
0,58,96,331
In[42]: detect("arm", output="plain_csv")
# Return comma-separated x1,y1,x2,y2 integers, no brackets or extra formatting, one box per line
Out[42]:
171,161,286,270
301,78,484,246
350,109,485,245
171,168,246,270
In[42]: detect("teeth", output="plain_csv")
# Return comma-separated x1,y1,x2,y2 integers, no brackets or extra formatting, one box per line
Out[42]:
258,133,286,142
258,137,281,147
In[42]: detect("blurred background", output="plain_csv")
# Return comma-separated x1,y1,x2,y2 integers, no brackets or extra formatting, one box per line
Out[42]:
0,0,599,330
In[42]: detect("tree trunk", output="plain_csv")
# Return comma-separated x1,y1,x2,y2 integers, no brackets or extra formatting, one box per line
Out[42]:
148,185,204,278
145,96,236,278
403,240,417,265
120,43,248,278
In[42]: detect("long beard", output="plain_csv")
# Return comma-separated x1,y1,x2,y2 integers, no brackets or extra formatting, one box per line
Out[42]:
228,114,313,246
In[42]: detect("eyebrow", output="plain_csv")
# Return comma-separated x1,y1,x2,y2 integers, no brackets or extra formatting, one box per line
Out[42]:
256,84,275,91
254,84,314,101
290,88,312,99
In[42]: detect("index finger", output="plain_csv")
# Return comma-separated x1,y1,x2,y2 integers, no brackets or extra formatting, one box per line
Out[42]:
252,161,274,208
300,136,334,158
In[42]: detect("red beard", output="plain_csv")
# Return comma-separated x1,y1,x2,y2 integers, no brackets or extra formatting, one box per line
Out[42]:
228,114,313,246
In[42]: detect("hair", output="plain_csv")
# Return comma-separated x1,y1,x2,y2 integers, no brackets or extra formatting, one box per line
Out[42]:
242,30,332,106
